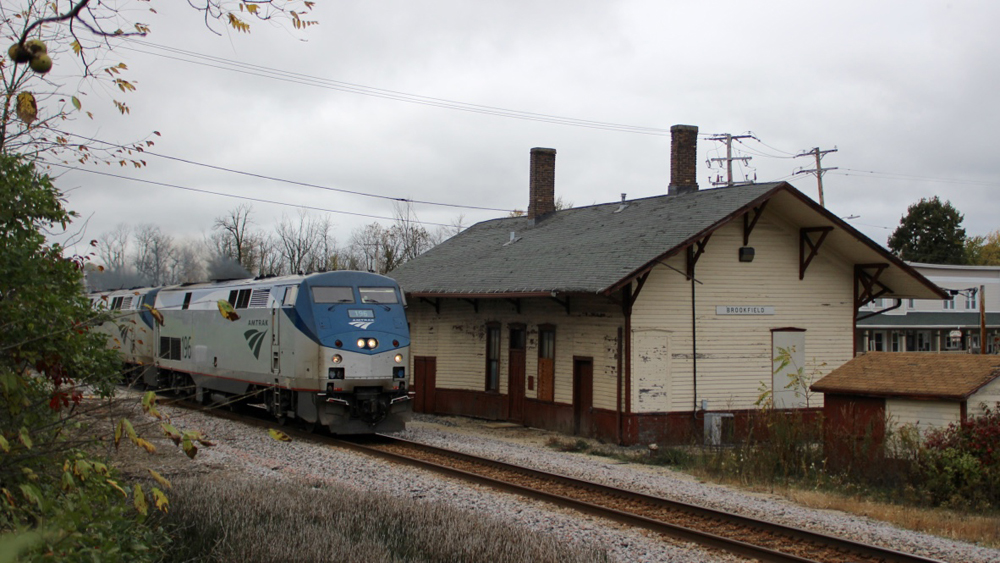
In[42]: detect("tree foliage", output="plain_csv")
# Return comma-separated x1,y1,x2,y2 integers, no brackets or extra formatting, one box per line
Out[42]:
1,0,316,164
0,154,173,561
887,196,967,264
965,230,1000,266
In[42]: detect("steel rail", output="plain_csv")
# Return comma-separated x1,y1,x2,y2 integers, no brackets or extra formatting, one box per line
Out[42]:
150,396,946,563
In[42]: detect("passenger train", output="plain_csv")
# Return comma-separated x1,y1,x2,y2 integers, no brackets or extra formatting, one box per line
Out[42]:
90,271,412,434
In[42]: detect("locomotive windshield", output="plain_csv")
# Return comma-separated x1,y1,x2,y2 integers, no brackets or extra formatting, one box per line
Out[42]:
311,287,355,304
359,287,398,304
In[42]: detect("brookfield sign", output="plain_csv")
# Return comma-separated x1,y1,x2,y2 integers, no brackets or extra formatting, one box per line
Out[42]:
716,306,775,315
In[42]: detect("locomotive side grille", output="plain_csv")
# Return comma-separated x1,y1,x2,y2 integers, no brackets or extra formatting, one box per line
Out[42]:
249,289,271,308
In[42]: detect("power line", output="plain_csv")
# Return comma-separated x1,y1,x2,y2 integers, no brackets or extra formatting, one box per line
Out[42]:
46,162,455,227
794,147,837,207
64,133,514,213
833,168,1000,187
123,40,676,136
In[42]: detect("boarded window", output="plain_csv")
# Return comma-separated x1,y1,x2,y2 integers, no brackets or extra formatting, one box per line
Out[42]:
537,325,555,402
772,329,806,409
485,324,500,392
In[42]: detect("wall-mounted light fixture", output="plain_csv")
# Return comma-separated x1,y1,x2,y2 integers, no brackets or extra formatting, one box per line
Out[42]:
739,247,755,263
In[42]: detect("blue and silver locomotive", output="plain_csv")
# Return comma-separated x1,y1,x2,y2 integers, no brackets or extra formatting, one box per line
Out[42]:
93,271,412,434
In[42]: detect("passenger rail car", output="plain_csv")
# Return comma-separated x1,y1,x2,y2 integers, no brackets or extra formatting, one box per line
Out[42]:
93,271,412,434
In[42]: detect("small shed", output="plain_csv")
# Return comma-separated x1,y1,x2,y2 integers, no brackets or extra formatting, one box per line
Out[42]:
811,352,1000,465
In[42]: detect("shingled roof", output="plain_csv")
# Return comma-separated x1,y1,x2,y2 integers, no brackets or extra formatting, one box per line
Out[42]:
811,352,1000,400
390,182,784,296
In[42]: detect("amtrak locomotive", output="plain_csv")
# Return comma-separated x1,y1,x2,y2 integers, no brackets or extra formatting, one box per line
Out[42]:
91,271,411,433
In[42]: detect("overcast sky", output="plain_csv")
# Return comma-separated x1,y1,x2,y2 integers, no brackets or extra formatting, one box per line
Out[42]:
50,1,999,260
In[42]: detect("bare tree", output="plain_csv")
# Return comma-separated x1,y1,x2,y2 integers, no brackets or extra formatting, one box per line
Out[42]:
170,240,206,283
95,223,131,272
212,204,259,273
276,210,333,274
133,224,176,286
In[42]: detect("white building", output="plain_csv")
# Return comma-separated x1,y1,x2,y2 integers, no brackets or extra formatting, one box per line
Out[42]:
857,263,1000,353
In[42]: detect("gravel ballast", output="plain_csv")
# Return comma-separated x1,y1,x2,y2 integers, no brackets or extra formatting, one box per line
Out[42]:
145,407,1000,563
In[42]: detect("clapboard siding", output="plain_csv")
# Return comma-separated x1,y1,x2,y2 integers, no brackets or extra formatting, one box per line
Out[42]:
407,295,622,410
631,214,854,413
970,378,1000,416
887,399,961,430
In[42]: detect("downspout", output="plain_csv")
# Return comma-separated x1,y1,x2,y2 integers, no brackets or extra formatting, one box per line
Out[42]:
691,271,698,420
623,284,633,444
616,326,623,445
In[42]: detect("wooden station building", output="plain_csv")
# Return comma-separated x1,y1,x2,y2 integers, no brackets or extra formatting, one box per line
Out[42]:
389,125,948,445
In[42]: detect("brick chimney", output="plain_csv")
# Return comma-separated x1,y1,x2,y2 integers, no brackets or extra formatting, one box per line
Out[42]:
527,147,556,221
667,124,699,196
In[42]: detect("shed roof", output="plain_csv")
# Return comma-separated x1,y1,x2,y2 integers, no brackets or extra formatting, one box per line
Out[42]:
811,352,1000,400
389,182,947,300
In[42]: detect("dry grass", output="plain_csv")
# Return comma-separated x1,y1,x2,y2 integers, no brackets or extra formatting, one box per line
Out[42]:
780,487,1000,548
154,473,610,563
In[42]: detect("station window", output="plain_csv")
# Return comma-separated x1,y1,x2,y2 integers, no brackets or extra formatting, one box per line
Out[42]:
182,292,192,310
537,325,555,402
485,323,500,392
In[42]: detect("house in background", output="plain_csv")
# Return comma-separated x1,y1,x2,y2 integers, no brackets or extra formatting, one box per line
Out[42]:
390,125,947,445
857,263,1000,353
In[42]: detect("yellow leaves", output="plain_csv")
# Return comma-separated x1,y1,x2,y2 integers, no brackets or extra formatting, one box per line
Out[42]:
19,484,42,509
180,429,214,459
152,487,169,513
241,2,259,15
135,23,151,34
71,96,81,111
16,92,36,125
60,470,75,491
161,423,181,446
144,303,164,326
217,300,240,322
148,469,171,490
0,435,8,453
290,10,318,30
18,428,32,449
142,390,161,419
134,437,156,454
268,428,292,442
228,13,251,33
71,40,82,55
114,100,129,115
2,488,15,508
114,78,135,93
133,484,147,516
106,479,127,498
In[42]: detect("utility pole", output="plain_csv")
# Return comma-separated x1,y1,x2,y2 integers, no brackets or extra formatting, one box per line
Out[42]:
794,147,837,207
707,133,754,187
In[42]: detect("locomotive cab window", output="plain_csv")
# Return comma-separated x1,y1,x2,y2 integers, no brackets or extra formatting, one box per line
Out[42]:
360,287,398,304
282,286,298,307
228,289,252,309
311,287,354,304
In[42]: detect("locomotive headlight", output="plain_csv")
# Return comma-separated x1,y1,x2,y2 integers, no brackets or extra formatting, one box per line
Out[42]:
366,338,378,349
394,354,403,364
331,354,343,364
357,338,366,349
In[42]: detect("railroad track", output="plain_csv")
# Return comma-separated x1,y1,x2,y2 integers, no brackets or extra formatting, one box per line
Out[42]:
159,396,945,563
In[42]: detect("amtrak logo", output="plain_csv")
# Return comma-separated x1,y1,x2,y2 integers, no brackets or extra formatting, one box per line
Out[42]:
349,320,374,330
244,329,268,359
118,325,129,342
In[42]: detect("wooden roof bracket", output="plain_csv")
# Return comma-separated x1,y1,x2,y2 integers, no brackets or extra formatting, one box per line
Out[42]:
799,226,834,280
854,263,892,310
743,201,769,246
622,271,650,316
550,293,570,315
419,297,441,315
462,298,479,313
507,298,521,314
686,234,712,280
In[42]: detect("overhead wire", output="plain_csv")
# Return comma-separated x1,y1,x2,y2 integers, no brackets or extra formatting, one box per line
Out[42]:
122,39,675,136
64,132,515,213
45,162,455,227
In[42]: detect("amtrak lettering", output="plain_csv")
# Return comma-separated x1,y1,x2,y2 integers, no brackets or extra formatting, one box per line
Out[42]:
247,319,269,326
